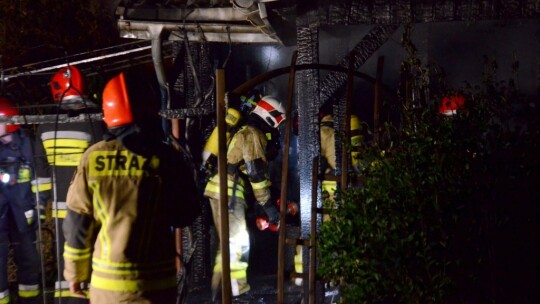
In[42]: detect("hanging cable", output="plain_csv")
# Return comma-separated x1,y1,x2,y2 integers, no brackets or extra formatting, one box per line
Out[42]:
182,28,203,107
150,26,172,144
221,26,232,70
179,16,202,153
195,22,216,109
51,56,68,304
24,101,49,304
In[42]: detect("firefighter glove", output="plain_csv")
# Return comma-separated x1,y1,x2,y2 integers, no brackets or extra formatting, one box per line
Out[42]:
263,203,280,225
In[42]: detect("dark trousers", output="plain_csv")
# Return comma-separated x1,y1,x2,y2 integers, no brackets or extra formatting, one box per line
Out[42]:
0,223,40,302
53,217,89,304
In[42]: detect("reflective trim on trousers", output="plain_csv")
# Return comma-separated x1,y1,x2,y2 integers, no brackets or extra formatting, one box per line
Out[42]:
0,289,8,304
90,274,176,292
18,283,40,298
295,252,303,273
322,180,337,202
213,261,248,279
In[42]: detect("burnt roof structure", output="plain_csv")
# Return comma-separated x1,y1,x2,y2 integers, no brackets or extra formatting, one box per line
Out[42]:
115,0,540,47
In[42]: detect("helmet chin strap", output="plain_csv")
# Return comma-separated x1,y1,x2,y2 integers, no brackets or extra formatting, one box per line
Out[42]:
105,124,140,141
247,112,274,133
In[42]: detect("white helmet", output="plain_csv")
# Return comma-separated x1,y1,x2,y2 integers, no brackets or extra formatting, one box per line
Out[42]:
251,96,286,128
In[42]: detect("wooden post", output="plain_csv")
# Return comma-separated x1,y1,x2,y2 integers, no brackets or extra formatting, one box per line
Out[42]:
309,157,319,304
373,56,384,145
277,50,298,304
216,68,232,303
171,118,184,270
341,56,354,190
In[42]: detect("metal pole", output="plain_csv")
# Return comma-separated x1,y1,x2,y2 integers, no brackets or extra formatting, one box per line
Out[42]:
309,157,319,304
1,43,155,81
31,167,48,304
216,68,232,304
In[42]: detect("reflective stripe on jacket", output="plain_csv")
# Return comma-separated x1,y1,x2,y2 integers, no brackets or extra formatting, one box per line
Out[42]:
32,121,105,218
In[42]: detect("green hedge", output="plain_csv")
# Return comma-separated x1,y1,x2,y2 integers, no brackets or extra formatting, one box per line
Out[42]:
318,24,539,303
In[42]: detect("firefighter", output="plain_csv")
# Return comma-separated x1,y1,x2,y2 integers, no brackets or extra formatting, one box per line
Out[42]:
290,112,362,286
320,113,362,203
0,97,41,304
320,113,336,201
438,94,466,116
32,65,105,303
204,95,285,298
62,70,200,304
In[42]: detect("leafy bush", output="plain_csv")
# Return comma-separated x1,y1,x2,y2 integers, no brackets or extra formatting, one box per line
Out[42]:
318,24,539,303
319,105,480,303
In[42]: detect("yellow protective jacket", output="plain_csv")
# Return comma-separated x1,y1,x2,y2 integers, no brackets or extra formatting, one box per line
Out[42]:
320,115,338,201
320,114,363,198
320,115,336,175
204,125,272,206
63,138,199,294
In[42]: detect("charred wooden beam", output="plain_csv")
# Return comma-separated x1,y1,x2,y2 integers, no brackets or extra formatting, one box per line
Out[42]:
321,0,540,25
319,24,398,106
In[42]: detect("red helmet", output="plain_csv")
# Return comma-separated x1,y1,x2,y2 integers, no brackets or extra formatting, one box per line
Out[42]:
439,94,465,116
102,72,133,128
0,97,20,133
50,65,88,108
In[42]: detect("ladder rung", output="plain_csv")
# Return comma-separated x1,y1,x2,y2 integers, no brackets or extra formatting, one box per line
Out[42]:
316,207,333,214
290,272,309,279
285,238,311,246
323,174,341,181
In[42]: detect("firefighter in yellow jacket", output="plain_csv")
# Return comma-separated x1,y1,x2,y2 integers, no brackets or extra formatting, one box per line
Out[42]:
204,96,285,297
32,65,105,304
320,113,362,203
62,70,200,304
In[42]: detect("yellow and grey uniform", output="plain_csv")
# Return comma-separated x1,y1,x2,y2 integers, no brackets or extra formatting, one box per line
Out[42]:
63,139,199,304
204,125,271,296
32,120,104,303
